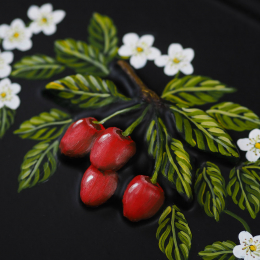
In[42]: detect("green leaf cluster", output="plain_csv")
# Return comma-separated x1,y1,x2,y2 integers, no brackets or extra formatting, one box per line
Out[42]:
157,205,192,260
170,106,239,158
14,108,72,192
46,74,130,109
11,55,65,79
14,109,71,140
207,102,260,131
161,76,235,107
195,162,226,221
199,240,236,260
146,118,193,199
227,161,260,219
0,107,15,138
11,13,118,80
18,140,59,192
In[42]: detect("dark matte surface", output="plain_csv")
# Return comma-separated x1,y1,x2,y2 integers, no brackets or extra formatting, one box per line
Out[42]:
1,0,260,259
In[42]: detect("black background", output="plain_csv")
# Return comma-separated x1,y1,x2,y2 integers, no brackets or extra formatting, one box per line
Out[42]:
1,0,260,259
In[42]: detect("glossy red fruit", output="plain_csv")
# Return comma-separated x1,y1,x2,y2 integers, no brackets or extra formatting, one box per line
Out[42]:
90,127,136,171
60,117,105,157
80,165,118,207
122,175,165,222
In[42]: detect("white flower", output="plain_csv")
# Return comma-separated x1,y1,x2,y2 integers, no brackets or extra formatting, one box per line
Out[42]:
118,33,161,69
233,231,260,260
0,78,21,110
237,129,260,162
155,43,194,76
0,19,32,51
28,3,66,35
0,50,13,78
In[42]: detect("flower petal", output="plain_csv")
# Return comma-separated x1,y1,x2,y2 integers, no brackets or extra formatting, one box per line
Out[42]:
10,83,21,94
11,18,25,28
118,45,133,57
183,48,195,62
0,102,4,109
25,27,33,38
0,24,9,38
4,95,20,110
29,22,42,34
147,47,161,60
233,245,246,259
40,3,53,13
239,230,252,242
249,129,260,139
253,235,260,243
1,51,14,64
130,55,147,69
0,78,11,87
180,63,194,75
245,255,254,260
155,55,169,67
42,24,57,35
164,64,179,76
2,39,16,51
27,5,40,20
237,138,251,151
16,39,32,51
139,35,154,47
123,33,139,46
168,43,183,57
53,10,66,24
0,65,11,78
246,150,260,162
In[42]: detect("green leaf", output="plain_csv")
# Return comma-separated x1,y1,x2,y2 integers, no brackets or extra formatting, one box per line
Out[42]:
46,74,131,109
170,105,239,159
161,76,235,107
227,160,260,219
18,140,59,192
195,162,226,221
199,240,236,260
55,39,109,76
11,54,65,79
157,205,192,260
0,107,15,138
146,119,193,199
207,102,260,131
14,108,72,140
88,12,118,61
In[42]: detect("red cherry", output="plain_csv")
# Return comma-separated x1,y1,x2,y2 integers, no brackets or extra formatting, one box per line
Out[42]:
90,127,136,171
122,175,165,222
80,165,118,207
59,117,105,157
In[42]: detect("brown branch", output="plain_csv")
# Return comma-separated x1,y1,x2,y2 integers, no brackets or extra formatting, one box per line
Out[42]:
117,60,163,107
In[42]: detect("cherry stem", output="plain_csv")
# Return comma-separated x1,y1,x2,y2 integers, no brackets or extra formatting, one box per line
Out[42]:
93,104,142,125
224,210,251,233
117,60,163,107
122,105,151,137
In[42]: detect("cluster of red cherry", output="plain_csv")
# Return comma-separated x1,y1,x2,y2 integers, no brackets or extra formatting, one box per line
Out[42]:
59,117,165,222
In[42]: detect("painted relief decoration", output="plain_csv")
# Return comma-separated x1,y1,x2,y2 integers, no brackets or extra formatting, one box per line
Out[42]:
1,3,260,260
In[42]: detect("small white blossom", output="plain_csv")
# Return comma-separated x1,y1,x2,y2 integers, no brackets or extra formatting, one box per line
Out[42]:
233,231,260,260
118,33,161,69
0,50,13,78
155,43,194,76
28,3,66,35
0,19,32,51
0,78,21,110
237,129,260,162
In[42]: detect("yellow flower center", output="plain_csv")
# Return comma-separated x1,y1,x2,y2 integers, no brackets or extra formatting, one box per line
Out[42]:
136,47,143,52
42,17,47,23
173,58,180,64
1,92,6,98
250,245,257,251
13,32,19,38
255,143,260,149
